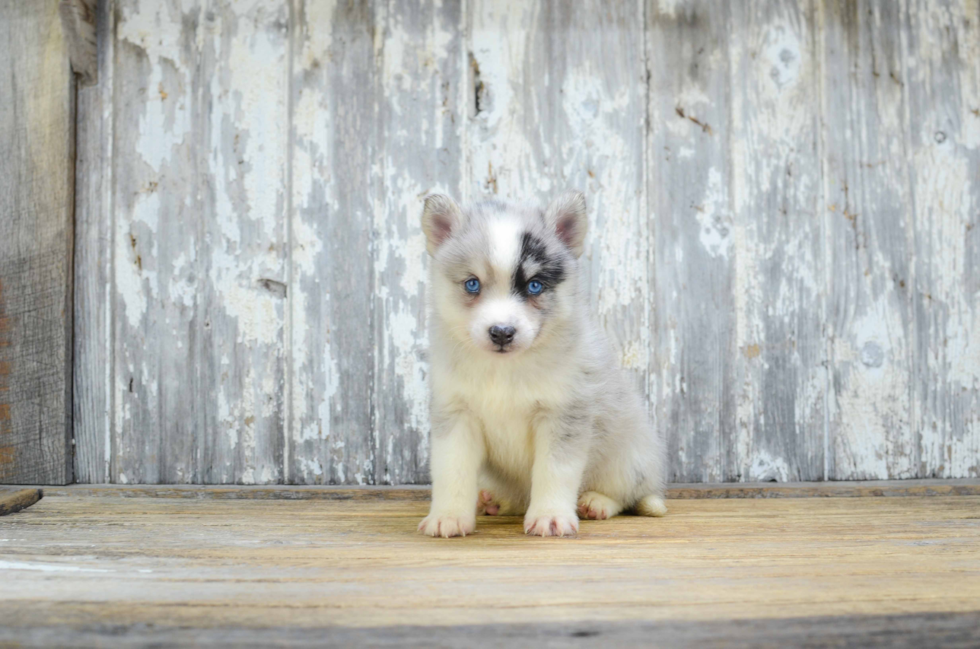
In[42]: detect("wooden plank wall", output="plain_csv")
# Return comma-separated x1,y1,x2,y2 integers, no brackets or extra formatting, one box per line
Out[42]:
73,0,980,484
0,0,75,484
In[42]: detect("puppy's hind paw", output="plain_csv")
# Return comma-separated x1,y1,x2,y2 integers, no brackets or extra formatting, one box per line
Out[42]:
523,511,579,537
477,489,501,516
576,491,623,520
635,494,668,517
418,513,476,538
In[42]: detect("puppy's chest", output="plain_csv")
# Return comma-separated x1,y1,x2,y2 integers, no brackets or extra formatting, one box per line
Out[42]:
462,375,541,431
449,365,568,475
468,386,537,478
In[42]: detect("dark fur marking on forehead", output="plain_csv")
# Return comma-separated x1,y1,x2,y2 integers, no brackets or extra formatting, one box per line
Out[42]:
513,232,566,297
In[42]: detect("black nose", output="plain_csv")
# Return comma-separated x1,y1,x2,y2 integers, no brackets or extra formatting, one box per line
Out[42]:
488,325,516,346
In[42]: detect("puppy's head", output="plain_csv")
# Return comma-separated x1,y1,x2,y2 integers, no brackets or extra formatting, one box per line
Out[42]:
421,191,587,356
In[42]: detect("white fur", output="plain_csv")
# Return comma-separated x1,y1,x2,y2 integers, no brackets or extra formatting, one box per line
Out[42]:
488,217,522,272
418,193,667,538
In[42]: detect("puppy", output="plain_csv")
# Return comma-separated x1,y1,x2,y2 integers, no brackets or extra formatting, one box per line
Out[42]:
418,191,666,538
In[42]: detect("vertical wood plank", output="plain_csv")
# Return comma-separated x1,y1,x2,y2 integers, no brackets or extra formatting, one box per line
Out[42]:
200,0,289,484
374,0,463,484
821,0,917,480
0,0,75,485
73,0,115,483
650,0,826,482
112,0,288,484
647,0,737,482
467,0,650,390
288,0,379,484
905,0,980,478
111,0,184,483
729,0,825,481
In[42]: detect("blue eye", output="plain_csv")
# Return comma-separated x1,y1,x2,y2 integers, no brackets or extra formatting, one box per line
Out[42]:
527,280,543,295
464,278,481,293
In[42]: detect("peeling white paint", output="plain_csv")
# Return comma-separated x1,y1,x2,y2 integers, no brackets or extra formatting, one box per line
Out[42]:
387,308,429,432
115,218,149,329
656,0,682,19
694,167,732,259
746,450,791,483
399,231,429,295
762,22,801,90
834,296,914,479
118,1,189,173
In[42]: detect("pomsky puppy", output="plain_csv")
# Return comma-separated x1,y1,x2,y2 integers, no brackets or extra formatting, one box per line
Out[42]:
418,191,667,538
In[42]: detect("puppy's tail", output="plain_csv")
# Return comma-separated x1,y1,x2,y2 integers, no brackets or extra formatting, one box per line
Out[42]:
635,494,668,517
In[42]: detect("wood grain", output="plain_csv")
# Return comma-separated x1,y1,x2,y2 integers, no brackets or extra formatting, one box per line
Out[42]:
0,494,978,636
0,0,74,485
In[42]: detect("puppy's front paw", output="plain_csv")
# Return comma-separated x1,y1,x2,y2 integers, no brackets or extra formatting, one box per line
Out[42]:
418,513,476,538
523,510,579,537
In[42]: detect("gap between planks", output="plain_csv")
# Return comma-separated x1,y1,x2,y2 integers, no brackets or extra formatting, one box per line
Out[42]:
24,478,980,501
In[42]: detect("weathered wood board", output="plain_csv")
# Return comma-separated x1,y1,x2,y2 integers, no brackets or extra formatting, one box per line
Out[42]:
373,0,465,485
0,0,75,485
71,0,114,484
822,0,918,481
72,0,980,484
1,493,979,647
104,0,292,484
648,0,738,483
904,0,980,480
648,0,827,482
730,0,826,483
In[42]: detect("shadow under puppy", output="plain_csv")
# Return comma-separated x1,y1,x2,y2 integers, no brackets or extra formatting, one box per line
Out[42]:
419,191,667,538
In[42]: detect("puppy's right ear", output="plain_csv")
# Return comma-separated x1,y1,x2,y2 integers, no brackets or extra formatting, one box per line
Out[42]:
421,194,463,256
545,190,588,258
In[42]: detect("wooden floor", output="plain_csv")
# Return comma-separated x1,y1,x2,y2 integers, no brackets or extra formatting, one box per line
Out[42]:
1,486,980,647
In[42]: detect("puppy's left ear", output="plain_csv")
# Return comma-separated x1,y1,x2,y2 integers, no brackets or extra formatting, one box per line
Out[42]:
421,194,464,256
544,190,588,257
